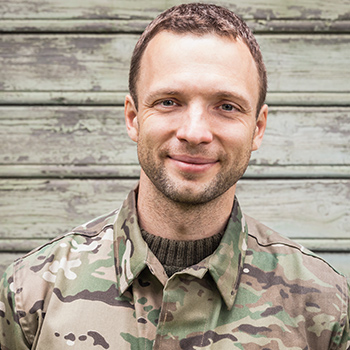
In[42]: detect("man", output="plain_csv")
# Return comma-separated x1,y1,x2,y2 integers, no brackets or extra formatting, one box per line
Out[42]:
0,3,349,349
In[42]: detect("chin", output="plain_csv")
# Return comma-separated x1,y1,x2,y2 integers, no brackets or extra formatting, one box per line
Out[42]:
155,178,233,205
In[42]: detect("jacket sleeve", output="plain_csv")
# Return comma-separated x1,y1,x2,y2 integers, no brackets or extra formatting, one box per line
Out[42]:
0,263,31,350
347,284,350,350
338,282,350,350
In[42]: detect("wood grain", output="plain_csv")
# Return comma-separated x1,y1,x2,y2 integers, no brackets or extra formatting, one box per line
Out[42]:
1,106,348,177
0,0,349,33
1,0,349,282
0,179,348,239
0,34,349,105
1,19,349,33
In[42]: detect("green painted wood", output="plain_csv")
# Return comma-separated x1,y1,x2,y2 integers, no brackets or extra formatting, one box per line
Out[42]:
0,106,138,166
1,92,350,106
1,19,350,33
0,239,49,252
1,164,350,179
0,179,139,239
0,179,349,239
0,106,348,175
294,239,350,252
0,34,349,103
0,34,131,92
236,180,350,239
1,0,349,21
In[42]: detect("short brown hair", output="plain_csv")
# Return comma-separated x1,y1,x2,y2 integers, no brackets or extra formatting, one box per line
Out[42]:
129,3,267,114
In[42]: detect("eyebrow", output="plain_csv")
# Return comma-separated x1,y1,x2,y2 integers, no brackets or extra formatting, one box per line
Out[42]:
145,90,179,101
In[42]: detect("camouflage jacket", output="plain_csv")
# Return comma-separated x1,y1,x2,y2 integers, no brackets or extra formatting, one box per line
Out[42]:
0,188,349,349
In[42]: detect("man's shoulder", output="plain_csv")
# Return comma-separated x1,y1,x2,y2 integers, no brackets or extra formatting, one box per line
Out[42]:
0,208,121,345
243,214,349,348
7,207,120,288
244,213,348,286
22,208,119,261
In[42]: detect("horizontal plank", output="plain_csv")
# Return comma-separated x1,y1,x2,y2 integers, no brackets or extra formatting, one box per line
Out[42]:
0,34,132,92
0,106,348,174
294,239,350,252
1,92,350,106
0,251,348,282
0,179,349,239
0,34,349,102
1,165,350,179
0,239,49,252
236,180,350,239
1,0,349,22
1,19,350,34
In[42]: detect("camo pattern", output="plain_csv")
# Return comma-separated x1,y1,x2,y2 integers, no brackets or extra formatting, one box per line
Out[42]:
0,188,349,349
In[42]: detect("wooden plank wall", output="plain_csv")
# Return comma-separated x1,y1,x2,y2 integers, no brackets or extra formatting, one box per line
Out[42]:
0,0,349,279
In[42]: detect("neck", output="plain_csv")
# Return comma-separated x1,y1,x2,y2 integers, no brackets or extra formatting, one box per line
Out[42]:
137,172,236,241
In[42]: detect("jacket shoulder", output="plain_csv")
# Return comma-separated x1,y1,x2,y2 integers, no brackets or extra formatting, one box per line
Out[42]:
0,208,120,345
244,213,346,277
243,214,349,348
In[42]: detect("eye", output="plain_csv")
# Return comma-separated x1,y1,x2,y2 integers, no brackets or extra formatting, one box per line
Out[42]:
160,99,176,107
220,103,235,111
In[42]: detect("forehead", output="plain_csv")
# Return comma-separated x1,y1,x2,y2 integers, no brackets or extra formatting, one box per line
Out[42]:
137,31,260,105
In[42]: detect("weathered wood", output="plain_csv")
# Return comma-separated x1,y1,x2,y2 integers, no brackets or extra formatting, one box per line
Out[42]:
0,179,348,239
0,165,142,179
0,106,348,176
1,92,350,106
0,239,49,252
1,19,350,34
265,92,350,107
0,91,127,105
0,179,138,239
236,180,350,239
0,34,349,104
1,164,350,179
0,0,348,284
1,0,349,27
0,34,132,92
293,239,350,252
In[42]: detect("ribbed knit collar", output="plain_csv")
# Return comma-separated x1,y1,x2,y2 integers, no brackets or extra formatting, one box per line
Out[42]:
140,228,224,277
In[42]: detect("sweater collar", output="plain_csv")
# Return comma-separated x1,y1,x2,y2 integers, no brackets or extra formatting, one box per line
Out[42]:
114,187,248,310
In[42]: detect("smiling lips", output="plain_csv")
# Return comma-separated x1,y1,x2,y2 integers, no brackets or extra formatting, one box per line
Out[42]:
168,155,218,173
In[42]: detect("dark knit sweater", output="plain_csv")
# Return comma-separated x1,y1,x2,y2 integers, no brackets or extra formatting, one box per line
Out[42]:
141,228,224,277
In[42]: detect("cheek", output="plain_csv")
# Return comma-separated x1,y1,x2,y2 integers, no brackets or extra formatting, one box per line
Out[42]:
220,128,254,149
142,119,175,143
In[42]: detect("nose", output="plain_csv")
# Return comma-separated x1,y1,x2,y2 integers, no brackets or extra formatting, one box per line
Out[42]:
176,104,213,145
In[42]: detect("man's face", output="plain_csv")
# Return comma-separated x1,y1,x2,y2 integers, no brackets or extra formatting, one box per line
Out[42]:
125,31,267,205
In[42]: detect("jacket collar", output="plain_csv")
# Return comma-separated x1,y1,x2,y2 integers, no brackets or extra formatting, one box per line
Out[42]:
114,186,148,294
208,199,248,310
114,187,248,310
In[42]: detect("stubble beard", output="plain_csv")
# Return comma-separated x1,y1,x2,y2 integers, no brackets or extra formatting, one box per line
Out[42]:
138,144,252,206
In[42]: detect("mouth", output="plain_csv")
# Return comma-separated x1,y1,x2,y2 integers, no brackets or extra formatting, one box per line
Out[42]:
168,154,218,173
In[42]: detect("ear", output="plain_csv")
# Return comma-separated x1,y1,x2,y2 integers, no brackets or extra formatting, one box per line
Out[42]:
252,104,268,151
124,94,139,142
